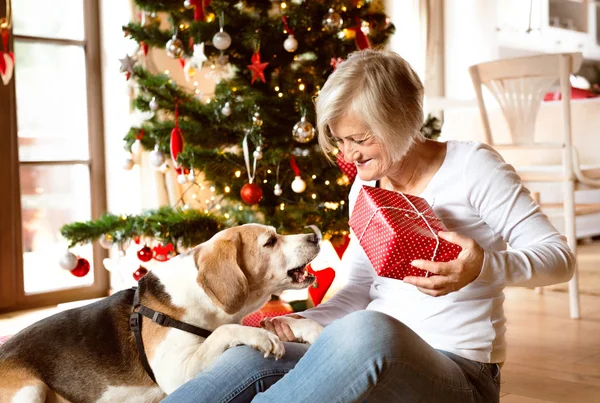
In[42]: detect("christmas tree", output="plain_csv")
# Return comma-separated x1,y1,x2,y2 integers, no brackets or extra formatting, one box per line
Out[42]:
60,0,395,261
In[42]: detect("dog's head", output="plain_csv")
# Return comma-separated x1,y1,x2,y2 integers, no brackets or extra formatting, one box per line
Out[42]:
193,224,320,315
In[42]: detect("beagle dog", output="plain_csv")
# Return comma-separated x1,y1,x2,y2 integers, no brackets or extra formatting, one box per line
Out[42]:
0,224,320,403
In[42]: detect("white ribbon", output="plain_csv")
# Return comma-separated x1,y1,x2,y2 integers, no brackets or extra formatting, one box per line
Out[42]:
242,133,258,184
357,193,440,277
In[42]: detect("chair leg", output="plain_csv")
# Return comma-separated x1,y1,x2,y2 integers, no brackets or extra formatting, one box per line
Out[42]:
531,192,544,295
563,180,580,319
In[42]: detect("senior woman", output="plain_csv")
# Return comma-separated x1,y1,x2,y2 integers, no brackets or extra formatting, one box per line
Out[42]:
163,49,575,403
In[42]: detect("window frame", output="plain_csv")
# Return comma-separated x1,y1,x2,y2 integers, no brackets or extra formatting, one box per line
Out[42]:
0,0,109,313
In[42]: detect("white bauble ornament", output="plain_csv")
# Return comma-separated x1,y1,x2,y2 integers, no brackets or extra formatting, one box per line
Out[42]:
283,34,298,52
184,0,193,8
213,30,232,51
274,183,282,196
166,36,185,58
149,146,165,167
188,170,196,182
123,156,135,170
149,97,159,111
99,234,113,249
253,146,263,160
131,139,143,156
221,102,232,116
59,250,78,271
177,173,188,184
291,176,306,193
292,116,316,143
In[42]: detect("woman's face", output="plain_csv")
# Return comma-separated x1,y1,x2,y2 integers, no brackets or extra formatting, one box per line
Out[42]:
329,113,391,182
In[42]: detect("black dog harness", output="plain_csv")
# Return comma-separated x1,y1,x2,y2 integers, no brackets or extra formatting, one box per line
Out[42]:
129,287,213,383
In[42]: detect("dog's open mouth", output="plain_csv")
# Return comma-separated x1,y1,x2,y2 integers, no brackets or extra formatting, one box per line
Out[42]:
287,265,316,285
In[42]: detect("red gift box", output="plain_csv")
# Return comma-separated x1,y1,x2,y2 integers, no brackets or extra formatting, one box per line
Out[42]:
349,185,462,280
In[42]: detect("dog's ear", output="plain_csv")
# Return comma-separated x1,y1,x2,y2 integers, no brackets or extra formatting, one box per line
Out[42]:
194,235,249,314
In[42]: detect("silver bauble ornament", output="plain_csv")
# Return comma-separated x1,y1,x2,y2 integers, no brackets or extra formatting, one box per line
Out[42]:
166,36,185,58
322,8,343,33
149,97,159,111
184,0,193,8
177,173,188,184
292,116,316,143
213,30,232,51
59,250,78,271
123,156,135,170
149,146,166,167
274,183,282,196
131,139,143,156
291,176,306,193
221,102,232,116
99,234,113,249
253,146,263,160
283,34,298,52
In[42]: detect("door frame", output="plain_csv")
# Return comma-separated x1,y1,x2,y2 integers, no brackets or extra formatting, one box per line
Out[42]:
0,0,109,313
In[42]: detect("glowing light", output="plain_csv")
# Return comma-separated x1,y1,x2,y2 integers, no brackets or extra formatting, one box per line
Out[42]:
299,84,305,91
235,171,241,177
193,81,199,86
340,201,345,205
325,180,330,185
224,213,230,218
263,179,268,183
280,203,285,210
216,204,221,210
267,169,272,174
192,194,197,199
278,93,283,98
311,175,317,179
164,70,170,75
239,206,244,211
311,194,317,199
281,2,287,8
210,186,215,192
224,186,231,193
210,196,215,201
274,86,280,91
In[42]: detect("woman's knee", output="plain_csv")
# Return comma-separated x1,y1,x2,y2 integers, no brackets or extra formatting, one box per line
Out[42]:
321,310,411,358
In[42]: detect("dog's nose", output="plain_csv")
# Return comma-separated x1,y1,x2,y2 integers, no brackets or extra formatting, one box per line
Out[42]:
306,233,319,244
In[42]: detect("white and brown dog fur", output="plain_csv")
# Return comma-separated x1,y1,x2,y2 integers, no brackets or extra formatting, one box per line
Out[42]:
0,224,325,403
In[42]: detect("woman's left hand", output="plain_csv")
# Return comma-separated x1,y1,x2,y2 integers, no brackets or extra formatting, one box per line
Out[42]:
403,231,484,297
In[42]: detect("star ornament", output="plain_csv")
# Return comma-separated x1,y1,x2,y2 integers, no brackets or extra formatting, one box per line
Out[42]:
247,51,269,84
119,54,136,79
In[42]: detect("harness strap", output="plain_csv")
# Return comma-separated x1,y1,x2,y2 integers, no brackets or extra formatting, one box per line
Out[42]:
129,286,213,384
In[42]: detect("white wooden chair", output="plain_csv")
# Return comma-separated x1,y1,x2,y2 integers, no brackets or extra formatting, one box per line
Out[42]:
469,52,600,319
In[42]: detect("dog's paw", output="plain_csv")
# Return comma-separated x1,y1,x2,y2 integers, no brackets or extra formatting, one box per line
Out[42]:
243,328,285,359
277,317,323,345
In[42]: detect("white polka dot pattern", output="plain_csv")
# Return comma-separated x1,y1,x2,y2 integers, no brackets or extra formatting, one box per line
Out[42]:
348,185,462,280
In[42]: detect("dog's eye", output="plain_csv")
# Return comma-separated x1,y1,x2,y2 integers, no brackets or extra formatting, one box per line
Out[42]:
264,236,277,247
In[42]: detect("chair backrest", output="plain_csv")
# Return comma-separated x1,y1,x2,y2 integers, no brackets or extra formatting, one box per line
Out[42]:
469,52,583,149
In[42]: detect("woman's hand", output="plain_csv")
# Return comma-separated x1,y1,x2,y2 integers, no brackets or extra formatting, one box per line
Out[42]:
260,314,305,342
403,231,484,297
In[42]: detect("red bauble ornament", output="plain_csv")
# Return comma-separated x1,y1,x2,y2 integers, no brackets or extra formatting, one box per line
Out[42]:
153,243,174,262
242,295,294,327
307,264,336,306
240,183,263,204
133,266,149,281
137,245,153,262
336,152,357,183
170,126,184,168
70,258,91,277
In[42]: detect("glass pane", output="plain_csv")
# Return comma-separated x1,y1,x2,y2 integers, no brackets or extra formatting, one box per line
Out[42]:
21,164,94,294
14,41,89,162
12,0,85,41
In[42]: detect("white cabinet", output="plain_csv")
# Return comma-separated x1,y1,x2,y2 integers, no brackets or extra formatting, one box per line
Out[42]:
496,0,600,60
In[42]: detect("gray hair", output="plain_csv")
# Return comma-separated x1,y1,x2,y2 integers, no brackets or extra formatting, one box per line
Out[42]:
316,49,425,163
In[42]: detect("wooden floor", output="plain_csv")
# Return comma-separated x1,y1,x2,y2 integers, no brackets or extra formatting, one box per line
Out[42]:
1,277,600,402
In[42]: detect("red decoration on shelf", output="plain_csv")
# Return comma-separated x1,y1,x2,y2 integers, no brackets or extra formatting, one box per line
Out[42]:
153,243,174,262
178,58,186,69
247,51,269,84
170,102,184,169
133,266,148,281
1,28,15,86
140,41,148,56
242,295,293,327
240,183,263,204
137,245,153,262
70,258,90,277
349,185,462,280
543,86,600,102
336,152,357,183
134,236,141,244
307,264,335,306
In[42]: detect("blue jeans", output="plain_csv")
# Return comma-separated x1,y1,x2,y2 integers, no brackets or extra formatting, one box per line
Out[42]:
163,311,501,403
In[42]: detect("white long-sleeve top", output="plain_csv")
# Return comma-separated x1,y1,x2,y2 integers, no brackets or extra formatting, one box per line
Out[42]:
301,140,575,363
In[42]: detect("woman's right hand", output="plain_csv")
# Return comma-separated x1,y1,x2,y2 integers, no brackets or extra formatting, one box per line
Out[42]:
260,314,306,342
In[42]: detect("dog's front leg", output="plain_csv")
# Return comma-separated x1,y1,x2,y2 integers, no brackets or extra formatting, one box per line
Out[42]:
182,324,285,382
